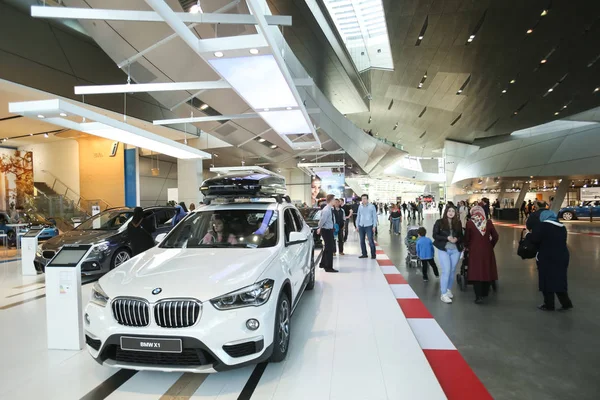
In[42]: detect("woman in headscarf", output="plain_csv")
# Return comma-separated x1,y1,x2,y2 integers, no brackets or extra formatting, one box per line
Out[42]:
171,204,187,227
529,210,573,311
465,206,499,303
127,207,155,256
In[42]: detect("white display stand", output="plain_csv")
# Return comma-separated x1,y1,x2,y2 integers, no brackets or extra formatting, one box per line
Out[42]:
45,244,94,351
21,228,43,276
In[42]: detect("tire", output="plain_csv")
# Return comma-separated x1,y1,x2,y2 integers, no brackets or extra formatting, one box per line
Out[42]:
110,248,131,270
306,251,315,291
562,211,574,221
269,292,291,363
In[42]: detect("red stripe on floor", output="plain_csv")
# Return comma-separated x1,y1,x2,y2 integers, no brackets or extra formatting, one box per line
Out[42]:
397,299,433,319
377,259,394,266
423,350,493,400
385,274,408,284
376,249,385,254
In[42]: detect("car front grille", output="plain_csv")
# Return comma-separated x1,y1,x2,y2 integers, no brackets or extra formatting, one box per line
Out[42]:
111,346,213,366
42,250,56,259
154,300,202,328
112,298,150,327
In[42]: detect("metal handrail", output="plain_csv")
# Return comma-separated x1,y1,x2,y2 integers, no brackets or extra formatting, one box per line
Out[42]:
41,170,112,210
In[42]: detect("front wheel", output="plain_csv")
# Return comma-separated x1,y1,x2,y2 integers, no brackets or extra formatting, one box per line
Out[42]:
269,292,291,362
110,248,131,270
562,211,574,221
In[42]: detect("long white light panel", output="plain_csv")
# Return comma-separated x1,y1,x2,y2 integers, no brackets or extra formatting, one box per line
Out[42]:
209,55,298,110
258,110,311,135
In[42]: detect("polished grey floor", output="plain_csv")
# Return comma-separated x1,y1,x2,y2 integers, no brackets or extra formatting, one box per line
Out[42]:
375,212,600,400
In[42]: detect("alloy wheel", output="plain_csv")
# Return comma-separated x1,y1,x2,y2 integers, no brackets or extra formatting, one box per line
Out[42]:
114,251,130,267
562,212,573,221
278,299,290,353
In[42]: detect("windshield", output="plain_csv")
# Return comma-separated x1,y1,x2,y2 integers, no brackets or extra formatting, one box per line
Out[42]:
77,210,133,231
161,209,279,249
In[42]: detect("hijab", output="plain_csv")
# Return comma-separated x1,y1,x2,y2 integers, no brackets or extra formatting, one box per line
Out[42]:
540,210,558,223
470,205,487,236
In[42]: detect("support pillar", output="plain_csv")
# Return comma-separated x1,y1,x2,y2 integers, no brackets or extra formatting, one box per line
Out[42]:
550,178,570,214
498,183,508,208
177,159,203,207
515,182,530,208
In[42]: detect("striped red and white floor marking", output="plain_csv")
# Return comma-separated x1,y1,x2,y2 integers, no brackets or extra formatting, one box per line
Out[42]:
375,246,493,400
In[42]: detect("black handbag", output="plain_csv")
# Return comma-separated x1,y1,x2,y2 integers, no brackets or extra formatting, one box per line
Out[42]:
517,230,537,259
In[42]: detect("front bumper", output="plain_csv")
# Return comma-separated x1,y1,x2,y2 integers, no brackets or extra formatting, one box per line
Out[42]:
84,296,277,372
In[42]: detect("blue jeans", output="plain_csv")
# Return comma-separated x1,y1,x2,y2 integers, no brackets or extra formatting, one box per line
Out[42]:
438,248,461,295
359,225,376,257
392,218,400,234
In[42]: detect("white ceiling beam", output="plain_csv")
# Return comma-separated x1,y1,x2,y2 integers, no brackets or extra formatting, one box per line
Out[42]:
117,0,241,69
296,150,346,156
74,81,230,95
196,34,267,53
31,6,292,25
154,113,260,125
237,127,272,147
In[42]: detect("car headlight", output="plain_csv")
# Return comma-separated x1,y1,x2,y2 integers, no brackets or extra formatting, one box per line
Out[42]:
210,279,274,310
36,243,43,257
92,241,110,253
90,282,109,307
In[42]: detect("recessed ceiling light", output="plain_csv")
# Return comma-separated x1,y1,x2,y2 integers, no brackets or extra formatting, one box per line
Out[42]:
37,114,45,119
526,29,533,34
469,35,475,39
189,3,203,14
263,108,270,112
270,144,277,149
502,89,507,94
286,106,292,110
301,158,306,161
554,112,559,115
418,83,423,88
418,36,424,40
199,104,209,110
44,133,49,138
29,133,33,136
510,79,516,84
213,154,219,158
59,112,67,117
514,111,518,115
258,138,266,143
540,59,547,64
214,51,224,58
457,89,463,94
249,49,259,55
547,88,553,93
541,9,548,16
563,105,568,109
594,87,599,93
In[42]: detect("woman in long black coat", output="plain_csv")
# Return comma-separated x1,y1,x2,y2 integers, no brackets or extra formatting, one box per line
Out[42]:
529,210,573,311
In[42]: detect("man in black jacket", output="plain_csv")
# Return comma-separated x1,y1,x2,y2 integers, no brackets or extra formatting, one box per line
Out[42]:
333,199,346,255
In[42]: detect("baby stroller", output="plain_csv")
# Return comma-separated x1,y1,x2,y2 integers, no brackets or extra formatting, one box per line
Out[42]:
405,225,420,268
456,250,498,292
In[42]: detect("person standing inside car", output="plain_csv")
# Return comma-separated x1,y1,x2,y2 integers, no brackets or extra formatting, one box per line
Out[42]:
357,194,378,259
127,207,155,257
317,194,338,273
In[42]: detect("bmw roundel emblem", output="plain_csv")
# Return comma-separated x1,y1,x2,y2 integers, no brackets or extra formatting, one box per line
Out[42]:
152,288,162,295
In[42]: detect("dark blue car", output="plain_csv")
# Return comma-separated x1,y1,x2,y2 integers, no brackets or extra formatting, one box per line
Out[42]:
558,201,600,220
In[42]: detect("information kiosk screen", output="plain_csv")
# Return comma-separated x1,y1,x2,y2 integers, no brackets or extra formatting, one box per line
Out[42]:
47,245,92,267
23,228,43,238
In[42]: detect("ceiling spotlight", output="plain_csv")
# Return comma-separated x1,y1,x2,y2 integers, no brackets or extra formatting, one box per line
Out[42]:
368,116,372,124
213,153,219,158
44,133,49,138
286,106,292,110
562,105,568,109
418,83,423,88
249,49,260,55
541,9,548,16
594,87,599,93
37,114,45,119
214,51,224,58
270,144,278,149
554,112,560,115
510,79,516,84
423,74,427,78
547,88,554,93
29,133,33,136
540,59,547,64
502,89,507,94
59,112,67,117
514,111,518,115
2,138,6,142
526,29,533,34
263,108,270,112
258,138,266,143
457,89,463,94
199,104,209,110
301,158,306,161
189,3,203,14
418,36,424,40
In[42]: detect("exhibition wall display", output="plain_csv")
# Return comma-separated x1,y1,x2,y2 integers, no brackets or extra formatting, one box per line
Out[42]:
0,149,33,210
311,173,344,206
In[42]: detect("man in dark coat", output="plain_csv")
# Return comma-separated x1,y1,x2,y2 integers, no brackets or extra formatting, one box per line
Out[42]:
526,201,549,232
529,210,573,311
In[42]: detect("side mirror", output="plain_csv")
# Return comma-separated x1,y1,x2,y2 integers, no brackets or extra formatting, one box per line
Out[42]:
155,233,167,244
288,231,307,245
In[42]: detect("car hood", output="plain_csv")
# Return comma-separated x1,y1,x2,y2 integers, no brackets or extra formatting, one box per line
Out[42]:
100,246,279,302
41,230,118,250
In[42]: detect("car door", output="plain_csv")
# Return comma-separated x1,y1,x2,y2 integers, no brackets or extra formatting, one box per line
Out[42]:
593,201,600,218
153,208,177,238
292,208,312,278
282,208,304,299
578,201,592,218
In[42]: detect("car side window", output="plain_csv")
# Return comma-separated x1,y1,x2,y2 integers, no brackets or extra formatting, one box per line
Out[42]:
292,209,305,231
283,209,298,241
155,209,176,226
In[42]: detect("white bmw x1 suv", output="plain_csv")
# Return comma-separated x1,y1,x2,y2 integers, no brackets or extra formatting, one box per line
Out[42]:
84,199,315,372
